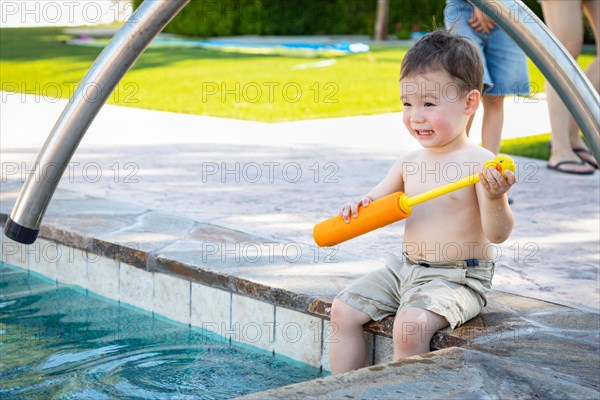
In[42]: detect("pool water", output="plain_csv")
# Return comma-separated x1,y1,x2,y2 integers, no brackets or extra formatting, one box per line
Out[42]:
0,263,322,399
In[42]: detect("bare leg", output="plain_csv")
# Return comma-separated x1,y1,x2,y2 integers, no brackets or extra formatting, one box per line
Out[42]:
480,95,504,154
329,298,372,375
393,307,449,359
541,0,594,173
582,0,600,93
570,0,600,166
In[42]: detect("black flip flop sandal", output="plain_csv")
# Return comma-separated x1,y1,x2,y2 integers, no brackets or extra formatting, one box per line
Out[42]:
572,148,599,169
547,160,595,175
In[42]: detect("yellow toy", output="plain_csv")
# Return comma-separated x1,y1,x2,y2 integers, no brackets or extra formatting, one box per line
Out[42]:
313,155,515,247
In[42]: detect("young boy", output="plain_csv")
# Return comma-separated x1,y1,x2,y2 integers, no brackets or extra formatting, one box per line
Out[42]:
329,29,516,375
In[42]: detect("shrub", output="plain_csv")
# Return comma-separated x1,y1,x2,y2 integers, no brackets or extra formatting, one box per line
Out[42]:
131,0,568,40
130,0,441,37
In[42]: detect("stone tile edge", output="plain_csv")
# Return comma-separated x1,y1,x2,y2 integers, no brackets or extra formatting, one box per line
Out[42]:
0,216,488,346
3,212,574,354
0,215,327,313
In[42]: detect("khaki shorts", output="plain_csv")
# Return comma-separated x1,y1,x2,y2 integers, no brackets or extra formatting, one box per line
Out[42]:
336,254,494,329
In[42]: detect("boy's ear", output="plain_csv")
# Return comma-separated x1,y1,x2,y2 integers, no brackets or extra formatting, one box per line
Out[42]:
464,89,481,115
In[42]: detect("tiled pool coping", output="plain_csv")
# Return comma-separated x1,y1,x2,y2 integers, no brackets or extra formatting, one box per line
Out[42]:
2,186,599,398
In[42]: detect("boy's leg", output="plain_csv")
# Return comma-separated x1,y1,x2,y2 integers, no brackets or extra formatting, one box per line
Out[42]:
329,298,372,375
480,95,504,154
392,307,449,359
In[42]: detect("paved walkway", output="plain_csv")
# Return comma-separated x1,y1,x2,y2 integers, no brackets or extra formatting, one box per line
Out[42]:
1,93,598,313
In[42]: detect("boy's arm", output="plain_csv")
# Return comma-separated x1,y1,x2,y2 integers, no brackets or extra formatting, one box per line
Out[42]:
365,159,405,200
341,159,405,222
476,167,516,243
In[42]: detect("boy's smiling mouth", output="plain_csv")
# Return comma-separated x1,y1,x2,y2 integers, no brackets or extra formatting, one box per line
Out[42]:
415,129,434,136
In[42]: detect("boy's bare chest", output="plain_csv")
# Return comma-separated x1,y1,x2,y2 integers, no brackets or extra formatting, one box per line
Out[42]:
404,155,479,180
402,160,479,215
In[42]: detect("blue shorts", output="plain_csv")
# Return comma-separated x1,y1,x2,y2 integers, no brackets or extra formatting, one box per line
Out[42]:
444,0,531,96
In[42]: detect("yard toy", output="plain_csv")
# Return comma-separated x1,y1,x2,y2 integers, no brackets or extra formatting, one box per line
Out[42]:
313,155,515,247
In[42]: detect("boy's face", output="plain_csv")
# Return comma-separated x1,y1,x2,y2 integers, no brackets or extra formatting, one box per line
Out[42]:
400,70,477,150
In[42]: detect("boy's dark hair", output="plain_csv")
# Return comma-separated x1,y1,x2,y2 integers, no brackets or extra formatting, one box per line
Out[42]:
400,29,484,94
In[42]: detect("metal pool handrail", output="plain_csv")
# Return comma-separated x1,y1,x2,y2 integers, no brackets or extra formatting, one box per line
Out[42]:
4,0,190,244
4,0,599,244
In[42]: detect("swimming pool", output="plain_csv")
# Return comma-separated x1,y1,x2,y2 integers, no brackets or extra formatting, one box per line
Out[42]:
0,262,322,399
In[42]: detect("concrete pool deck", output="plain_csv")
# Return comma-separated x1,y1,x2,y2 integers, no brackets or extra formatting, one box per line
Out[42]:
1,93,599,397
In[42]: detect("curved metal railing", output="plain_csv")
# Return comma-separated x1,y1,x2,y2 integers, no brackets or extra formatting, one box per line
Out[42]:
471,0,599,159
4,0,190,244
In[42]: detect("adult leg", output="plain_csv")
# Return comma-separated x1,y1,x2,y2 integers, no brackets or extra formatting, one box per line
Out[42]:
571,0,600,167
393,307,449,359
541,0,594,173
329,298,372,374
480,95,504,154
581,0,600,90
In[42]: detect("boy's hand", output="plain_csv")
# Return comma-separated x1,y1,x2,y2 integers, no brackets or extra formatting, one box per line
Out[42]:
479,168,516,200
340,197,372,223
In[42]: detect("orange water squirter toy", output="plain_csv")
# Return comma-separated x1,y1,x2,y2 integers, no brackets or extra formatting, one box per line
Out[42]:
313,155,515,247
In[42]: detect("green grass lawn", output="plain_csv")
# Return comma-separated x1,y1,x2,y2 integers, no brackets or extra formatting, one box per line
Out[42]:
0,27,595,158
0,27,408,122
499,133,551,160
